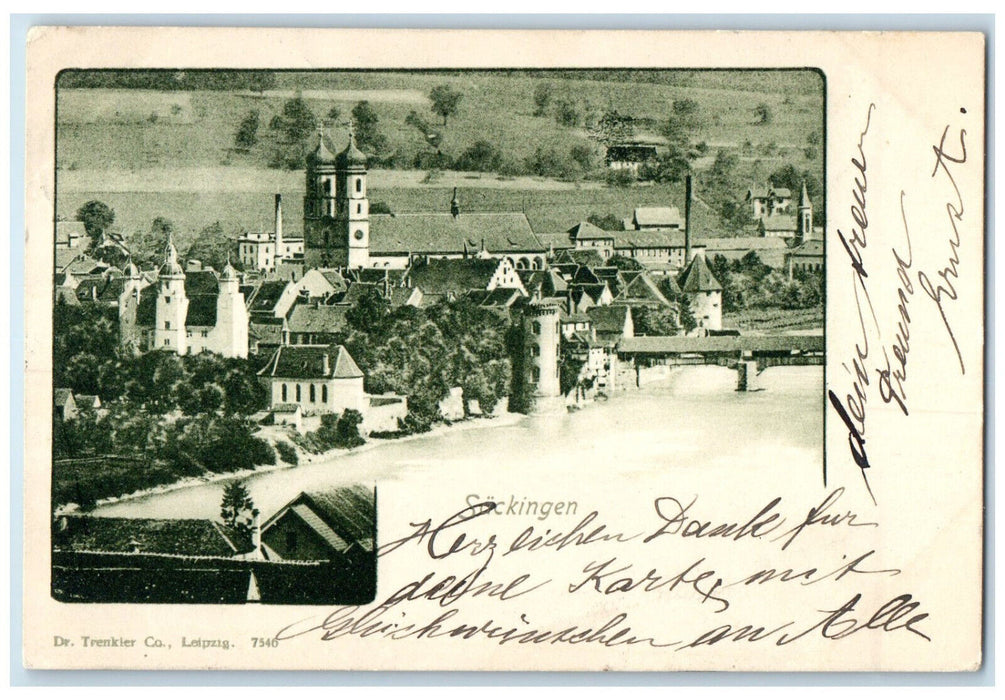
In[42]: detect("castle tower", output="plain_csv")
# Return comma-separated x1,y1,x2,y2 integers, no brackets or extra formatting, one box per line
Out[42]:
679,254,723,332
525,301,562,398
154,236,189,354
797,181,813,242
215,259,249,358
118,260,145,351
303,126,369,269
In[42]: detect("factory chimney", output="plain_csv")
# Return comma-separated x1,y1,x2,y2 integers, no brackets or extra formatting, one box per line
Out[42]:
684,175,693,265
274,194,284,260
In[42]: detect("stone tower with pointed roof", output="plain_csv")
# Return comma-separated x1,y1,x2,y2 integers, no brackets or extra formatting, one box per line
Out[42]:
797,181,813,243
304,127,370,269
154,236,189,353
678,254,723,331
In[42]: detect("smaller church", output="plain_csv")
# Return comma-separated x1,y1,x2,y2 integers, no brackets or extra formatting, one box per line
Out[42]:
118,237,249,358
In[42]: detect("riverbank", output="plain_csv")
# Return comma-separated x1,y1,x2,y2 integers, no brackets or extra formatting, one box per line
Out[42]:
58,410,526,515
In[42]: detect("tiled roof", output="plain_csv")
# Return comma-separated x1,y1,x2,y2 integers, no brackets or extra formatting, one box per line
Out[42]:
184,270,220,296
407,258,500,295
632,207,683,229
699,236,789,251
679,255,723,293
186,294,219,327
534,232,575,251
466,288,522,308
568,221,612,240
617,273,671,306
247,280,289,315
369,213,543,255
613,229,687,249
761,214,798,232
787,240,824,257
53,388,74,407
287,304,349,334
587,305,631,334
258,343,363,380
53,516,248,557
299,486,376,544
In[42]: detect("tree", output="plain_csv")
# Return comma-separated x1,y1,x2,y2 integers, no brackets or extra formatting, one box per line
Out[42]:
587,212,622,231
590,110,635,145
75,200,115,242
607,254,645,271
533,82,553,116
555,99,580,127
186,221,233,271
352,101,387,154
336,409,365,448
220,481,257,534
455,140,503,172
280,96,316,143
754,102,773,125
429,84,463,126
234,110,260,149
326,105,341,123
678,294,698,333
632,306,680,336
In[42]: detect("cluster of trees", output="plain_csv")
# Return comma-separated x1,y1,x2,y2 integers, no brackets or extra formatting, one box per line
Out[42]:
708,252,823,313
292,410,365,454
52,303,274,505
336,288,512,430
59,70,277,92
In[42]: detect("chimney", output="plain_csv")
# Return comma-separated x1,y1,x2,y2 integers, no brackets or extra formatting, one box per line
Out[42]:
274,194,284,256
450,187,460,219
684,175,693,266
251,510,261,550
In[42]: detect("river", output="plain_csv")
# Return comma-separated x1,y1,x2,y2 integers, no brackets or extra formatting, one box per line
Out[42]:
94,365,823,521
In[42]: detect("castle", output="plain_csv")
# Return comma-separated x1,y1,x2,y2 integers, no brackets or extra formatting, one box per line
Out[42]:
118,237,249,358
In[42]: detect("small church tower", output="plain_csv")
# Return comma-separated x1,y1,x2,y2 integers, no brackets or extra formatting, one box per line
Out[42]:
797,181,813,242
154,236,189,354
303,126,370,269
525,300,562,399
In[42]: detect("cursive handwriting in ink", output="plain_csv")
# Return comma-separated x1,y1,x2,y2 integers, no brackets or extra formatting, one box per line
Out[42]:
829,102,880,498
918,121,968,374
773,487,878,551
875,191,915,416
643,494,785,545
568,556,729,612
679,592,930,649
378,501,498,562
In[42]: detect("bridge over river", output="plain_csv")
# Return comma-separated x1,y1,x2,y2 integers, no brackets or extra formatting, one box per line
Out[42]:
616,333,824,391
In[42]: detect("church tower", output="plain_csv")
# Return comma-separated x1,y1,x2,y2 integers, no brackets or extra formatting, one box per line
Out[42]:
303,127,369,269
154,236,189,354
797,181,813,242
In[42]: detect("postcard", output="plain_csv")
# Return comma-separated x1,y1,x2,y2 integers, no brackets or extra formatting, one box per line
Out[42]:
21,27,985,671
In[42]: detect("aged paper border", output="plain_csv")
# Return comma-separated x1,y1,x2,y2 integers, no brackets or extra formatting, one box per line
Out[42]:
19,25,988,675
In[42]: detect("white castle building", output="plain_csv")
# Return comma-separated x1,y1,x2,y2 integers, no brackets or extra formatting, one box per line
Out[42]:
119,238,249,358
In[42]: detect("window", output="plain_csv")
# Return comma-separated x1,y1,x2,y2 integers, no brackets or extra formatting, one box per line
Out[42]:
165,321,171,330
321,385,328,403
296,385,301,402
201,330,208,338
164,339,169,346
309,384,316,402
165,297,170,304
532,367,540,382
282,384,287,402
355,178,362,193
532,321,541,334
357,204,362,214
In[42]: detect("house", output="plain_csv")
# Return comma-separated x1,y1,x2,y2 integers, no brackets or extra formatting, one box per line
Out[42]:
52,485,378,605
698,236,790,269
257,343,407,435
678,254,723,331
260,487,376,565
568,221,616,260
238,194,305,274
405,257,526,300
285,304,349,346
612,271,674,309
75,394,101,411
746,183,793,218
53,388,77,421
785,239,825,277
271,403,303,433
756,182,815,243
587,305,634,344
605,143,659,173
624,206,684,231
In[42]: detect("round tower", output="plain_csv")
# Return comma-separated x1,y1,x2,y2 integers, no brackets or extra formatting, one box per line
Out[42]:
525,300,562,398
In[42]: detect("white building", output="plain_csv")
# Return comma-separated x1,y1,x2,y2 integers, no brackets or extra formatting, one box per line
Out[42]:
238,194,305,274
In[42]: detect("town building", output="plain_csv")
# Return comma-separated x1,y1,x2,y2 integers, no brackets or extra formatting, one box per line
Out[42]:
756,181,815,242
118,239,249,358
238,194,305,274
746,183,793,218
257,343,407,435
605,142,659,174
260,487,376,565
785,239,825,277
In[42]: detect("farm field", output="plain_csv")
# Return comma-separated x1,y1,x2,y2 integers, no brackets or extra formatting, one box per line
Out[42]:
57,69,824,175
